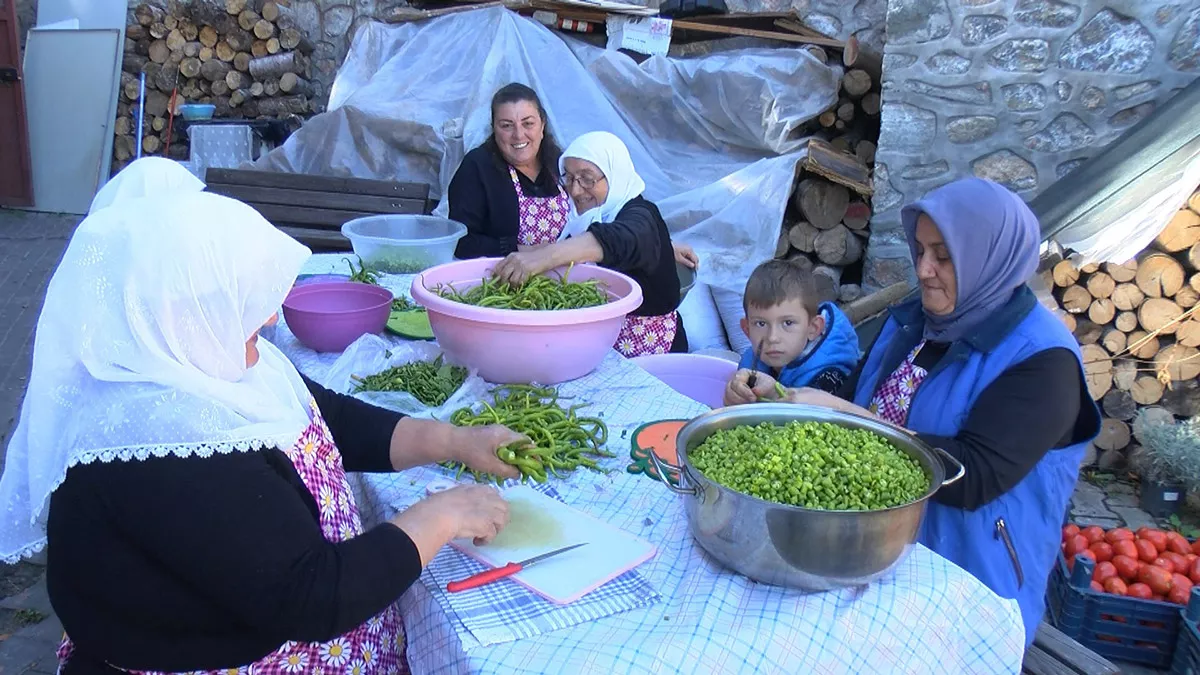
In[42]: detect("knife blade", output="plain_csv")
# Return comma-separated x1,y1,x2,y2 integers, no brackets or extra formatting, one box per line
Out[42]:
446,543,588,593
746,339,764,389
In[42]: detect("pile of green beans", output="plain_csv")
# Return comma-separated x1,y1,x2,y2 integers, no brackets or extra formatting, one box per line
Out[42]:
436,266,609,310
442,384,614,484
690,421,928,511
392,296,417,312
350,355,466,407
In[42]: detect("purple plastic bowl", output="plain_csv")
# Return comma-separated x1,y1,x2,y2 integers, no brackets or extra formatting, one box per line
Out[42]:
282,281,393,353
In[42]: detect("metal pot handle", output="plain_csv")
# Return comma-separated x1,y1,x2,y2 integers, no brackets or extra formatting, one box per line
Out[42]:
647,450,698,496
933,446,965,487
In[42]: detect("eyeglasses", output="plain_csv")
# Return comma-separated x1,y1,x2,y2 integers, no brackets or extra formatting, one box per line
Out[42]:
559,174,606,190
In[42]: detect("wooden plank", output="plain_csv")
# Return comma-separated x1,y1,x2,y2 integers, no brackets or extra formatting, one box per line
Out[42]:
1022,645,1074,675
248,203,397,229
204,168,429,200
670,19,845,48
1029,622,1119,675
385,1,506,23
277,226,351,251
206,183,425,215
803,138,874,196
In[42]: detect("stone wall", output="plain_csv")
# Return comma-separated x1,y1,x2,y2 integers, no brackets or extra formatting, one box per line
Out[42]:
722,0,888,50
865,0,1200,289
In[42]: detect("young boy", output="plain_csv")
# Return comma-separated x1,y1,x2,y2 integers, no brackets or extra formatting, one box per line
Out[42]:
724,259,860,404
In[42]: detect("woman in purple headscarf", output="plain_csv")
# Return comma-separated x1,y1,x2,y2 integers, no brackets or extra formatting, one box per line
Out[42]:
728,177,1100,647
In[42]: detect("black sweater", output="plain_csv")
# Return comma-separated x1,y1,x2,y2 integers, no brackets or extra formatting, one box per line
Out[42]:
48,377,420,673
840,342,1087,511
590,196,681,318
450,145,562,259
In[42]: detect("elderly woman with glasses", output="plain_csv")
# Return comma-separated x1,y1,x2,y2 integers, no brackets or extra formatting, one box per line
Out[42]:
489,131,688,357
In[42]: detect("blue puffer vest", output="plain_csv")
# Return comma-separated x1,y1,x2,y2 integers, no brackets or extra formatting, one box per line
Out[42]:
852,286,1100,647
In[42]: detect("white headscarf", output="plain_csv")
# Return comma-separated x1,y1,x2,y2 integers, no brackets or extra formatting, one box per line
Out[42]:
89,157,205,214
557,131,647,241
0,191,313,563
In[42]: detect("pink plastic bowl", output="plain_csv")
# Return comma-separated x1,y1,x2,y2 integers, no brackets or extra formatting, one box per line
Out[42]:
631,353,738,409
410,258,644,384
282,281,393,353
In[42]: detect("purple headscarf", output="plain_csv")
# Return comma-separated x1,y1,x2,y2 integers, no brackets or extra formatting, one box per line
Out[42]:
901,178,1040,343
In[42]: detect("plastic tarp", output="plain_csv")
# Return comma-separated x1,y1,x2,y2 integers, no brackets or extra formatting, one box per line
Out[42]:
251,6,840,293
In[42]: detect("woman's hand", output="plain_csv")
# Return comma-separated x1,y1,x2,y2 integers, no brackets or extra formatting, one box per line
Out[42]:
724,369,783,406
673,242,699,270
450,425,524,480
783,387,881,422
391,485,510,564
493,248,556,287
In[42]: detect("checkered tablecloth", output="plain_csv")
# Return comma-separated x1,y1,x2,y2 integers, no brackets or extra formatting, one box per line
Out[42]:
268,255,1027,674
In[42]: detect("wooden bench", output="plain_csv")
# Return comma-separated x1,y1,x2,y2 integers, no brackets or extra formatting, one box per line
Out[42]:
1022,621,1119,675
204,168,433,251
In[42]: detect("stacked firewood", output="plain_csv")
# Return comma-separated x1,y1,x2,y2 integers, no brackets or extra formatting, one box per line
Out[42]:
114,0,318,174
772,50,882,306
1048,187,1200,469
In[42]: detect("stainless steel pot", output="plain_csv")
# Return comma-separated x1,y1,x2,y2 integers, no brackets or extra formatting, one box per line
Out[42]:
649,404,964,592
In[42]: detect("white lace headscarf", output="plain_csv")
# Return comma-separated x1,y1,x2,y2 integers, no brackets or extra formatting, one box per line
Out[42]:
557,131,647,241
0,191,314,563
88,156,206,214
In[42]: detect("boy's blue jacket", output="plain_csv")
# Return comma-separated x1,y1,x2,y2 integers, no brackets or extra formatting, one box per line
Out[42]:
738,302,860,388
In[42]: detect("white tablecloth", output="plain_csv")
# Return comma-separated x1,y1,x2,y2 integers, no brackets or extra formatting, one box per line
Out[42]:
268,255,1026,674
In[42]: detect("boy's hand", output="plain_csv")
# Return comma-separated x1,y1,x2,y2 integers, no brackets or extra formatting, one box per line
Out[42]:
724,369,782,406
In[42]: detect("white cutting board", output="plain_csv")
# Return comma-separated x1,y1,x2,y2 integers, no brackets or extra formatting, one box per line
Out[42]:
430,481,656,604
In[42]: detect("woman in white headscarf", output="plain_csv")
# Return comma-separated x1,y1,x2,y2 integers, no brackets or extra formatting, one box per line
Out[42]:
492,131,687,357
0,190,522,673
87,156,205,213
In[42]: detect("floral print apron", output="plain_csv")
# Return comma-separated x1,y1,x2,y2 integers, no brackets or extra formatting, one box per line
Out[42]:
509,167,569,246
614,312,678,358
868,341,930,427
58,399,408,675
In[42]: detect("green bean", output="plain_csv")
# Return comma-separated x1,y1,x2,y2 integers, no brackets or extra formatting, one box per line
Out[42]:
435,263,609,311
440,384,612,484
690,421,929,511
350,354,466,407
344,256,379,285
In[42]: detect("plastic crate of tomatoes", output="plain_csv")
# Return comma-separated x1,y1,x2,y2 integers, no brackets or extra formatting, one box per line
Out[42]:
1046,524,1200,668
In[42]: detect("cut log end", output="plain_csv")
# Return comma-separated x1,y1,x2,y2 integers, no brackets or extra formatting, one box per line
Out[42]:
1095,418,1132,452
1052,260,1081,287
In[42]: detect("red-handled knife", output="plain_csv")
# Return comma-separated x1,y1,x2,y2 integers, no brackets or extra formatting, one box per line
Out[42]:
446,543,588,593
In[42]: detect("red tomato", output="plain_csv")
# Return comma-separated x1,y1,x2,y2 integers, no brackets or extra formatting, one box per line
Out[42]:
1191,558,1200,586
1164,552,1190,574
1114,540,1139,560
1173,574,1194,596
1082,526,1106,545
1113,555,1141,582
1104,577,1129,596
1137,539,1160,563
1154,557,1177,572
1141,530,1169,554
1170,586,1191,605
1090,580,1105,592
1093,561,1119,584
1167,532,1192,556
1193,539,1200,556
1066,535,1092,557
1189,553,1198,564
1106,527,1135,544
1139,564,1174,596
1128,582,1154,599
1090,542,1115,563
1063,524,1081,542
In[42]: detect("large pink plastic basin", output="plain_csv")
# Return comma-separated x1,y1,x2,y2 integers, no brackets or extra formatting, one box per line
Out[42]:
410,258,643,384
282,281,392,353
631,353,737,409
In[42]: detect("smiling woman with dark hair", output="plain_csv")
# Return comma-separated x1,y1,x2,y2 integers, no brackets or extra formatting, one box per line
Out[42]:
449,83,699,270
